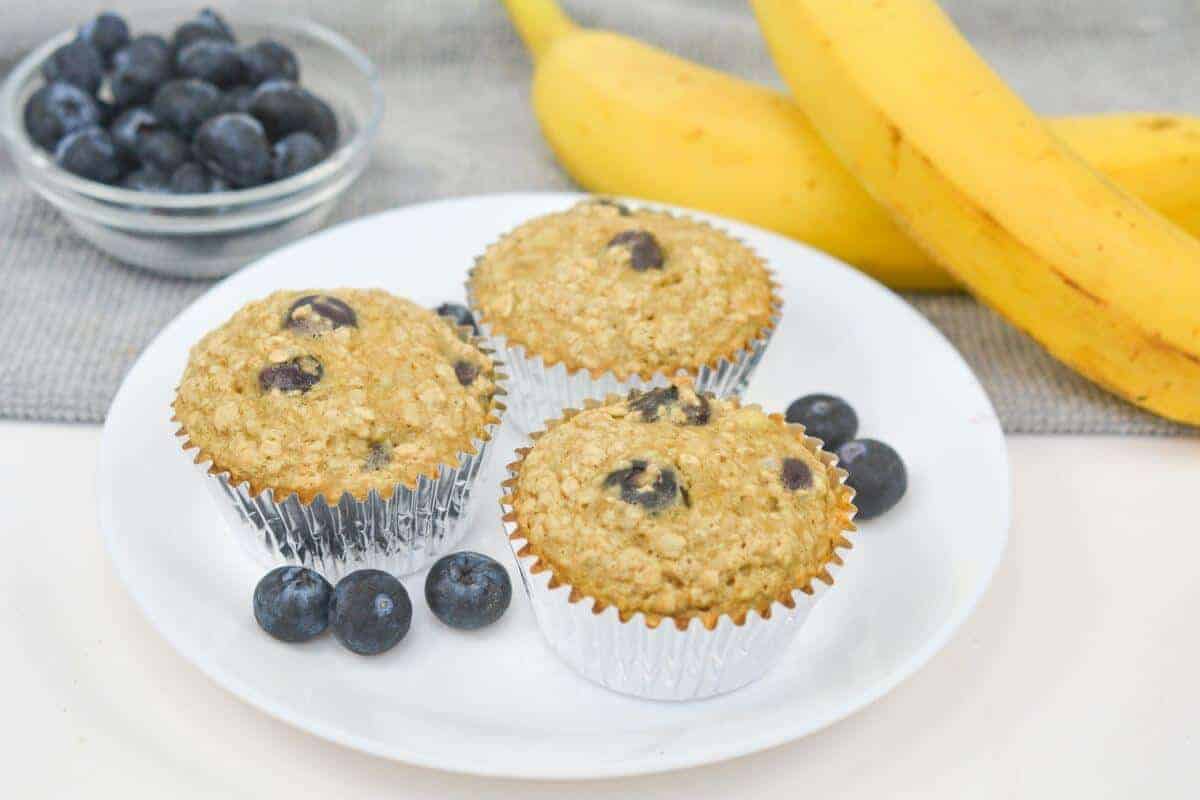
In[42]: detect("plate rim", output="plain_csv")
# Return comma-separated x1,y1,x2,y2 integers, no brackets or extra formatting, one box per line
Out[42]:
96,191,1010,779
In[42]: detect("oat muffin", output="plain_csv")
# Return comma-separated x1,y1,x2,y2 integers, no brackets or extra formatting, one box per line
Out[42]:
173,288,500,502
469,199,777,379
507,384,856,628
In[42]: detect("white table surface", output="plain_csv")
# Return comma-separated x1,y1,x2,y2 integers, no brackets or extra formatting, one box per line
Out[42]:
3,421,1196,798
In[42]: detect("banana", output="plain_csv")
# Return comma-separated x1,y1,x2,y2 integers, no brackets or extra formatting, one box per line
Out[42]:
503,0,1200,292
751,0,1200,424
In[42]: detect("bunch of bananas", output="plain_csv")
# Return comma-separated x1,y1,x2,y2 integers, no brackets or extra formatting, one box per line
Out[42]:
503,0,1200,424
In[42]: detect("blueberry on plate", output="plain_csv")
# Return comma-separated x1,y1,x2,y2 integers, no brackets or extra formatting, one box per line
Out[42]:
135,128,190,174
330,570,412,655
168,161,227,193
425,552,512,631
42,39,105,95
109,106,159,160
152,79,223,138
110,36,173,108
54,126,123,183
121,166,170,192
220,85,255,114
79,12,130,64
193,112,272,188
248,80,338,149
785,393,859,450
24,82,102,150
240,40,299,85
253,566,333,643
435,302,477,335
272,131,326,180
173,9,236,52
836,438,907,520
175,39,244,88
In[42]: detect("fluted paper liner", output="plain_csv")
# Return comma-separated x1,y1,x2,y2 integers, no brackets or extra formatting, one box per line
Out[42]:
467,205,783,434
499,393,857,701
172,328,507,581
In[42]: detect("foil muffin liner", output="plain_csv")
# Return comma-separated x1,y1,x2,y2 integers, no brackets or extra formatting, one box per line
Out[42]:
174,335,506,582
467,205,783,434
499,395,857,701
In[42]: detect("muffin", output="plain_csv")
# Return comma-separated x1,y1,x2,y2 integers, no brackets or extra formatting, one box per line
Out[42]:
500,383,855,700
469,198,780,432
173,288,505,579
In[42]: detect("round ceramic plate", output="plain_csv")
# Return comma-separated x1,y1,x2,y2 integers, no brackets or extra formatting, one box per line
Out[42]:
98,192,1009,779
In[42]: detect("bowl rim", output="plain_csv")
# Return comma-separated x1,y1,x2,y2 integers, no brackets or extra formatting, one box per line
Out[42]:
0,14,385,211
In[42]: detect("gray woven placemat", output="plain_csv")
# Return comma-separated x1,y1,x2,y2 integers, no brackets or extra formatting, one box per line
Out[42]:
0,0,1195,434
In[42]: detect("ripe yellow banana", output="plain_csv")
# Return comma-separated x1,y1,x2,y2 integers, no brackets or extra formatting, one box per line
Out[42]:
751,0,1200,424
503,0,1200,292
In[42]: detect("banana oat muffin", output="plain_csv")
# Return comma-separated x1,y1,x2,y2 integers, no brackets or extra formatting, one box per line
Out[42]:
173,288,499,502
469,199,777,378
508,384,855,627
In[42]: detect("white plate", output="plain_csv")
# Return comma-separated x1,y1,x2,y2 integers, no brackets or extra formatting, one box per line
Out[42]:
97,192,1009,779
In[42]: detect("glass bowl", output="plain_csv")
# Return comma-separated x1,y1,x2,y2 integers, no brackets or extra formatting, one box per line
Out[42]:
0,15,383,279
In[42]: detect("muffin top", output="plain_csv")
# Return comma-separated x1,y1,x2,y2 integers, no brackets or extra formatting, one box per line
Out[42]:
508,384,854,625
173,289,499,502
469,200,776,378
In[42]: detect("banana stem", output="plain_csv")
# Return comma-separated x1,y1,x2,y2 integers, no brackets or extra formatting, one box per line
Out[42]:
502,0,577,60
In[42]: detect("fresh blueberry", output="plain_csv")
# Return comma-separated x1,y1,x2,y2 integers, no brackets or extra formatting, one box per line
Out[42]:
168,161,225,193
152,78,223,138
54,126,122,183
42,39,105,95
604,460,680,512
608,229,665,271
329,570,412,656
135,128,190,174
786,394,859,450
258,355,323,393
175,39,244,88
108,106,159,160
240,39,299,85
284,294,357,332
193,112,272,187
435,302,477,335
120,166,169,192
425,552,512,631
271,131,326,180
79,12,131,64
96,98,116,125
220,84,255,114
24,82,102,150
110,36,172,108
836,439,907,520
247,80,338,149
253,566,333,643
173,9,235,52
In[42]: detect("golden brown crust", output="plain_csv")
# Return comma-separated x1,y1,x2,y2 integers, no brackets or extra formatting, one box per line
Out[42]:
469,200,779,381
500,387,856,630
172,289,504,503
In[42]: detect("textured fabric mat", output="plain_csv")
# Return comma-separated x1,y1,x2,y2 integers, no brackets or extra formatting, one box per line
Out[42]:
0,0,1196,433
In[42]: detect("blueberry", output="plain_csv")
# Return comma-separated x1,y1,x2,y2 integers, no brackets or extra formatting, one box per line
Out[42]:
247,80,338,149
607,229,664,271
258,355,323,393
329,570,412,656
136,128,189,174
175,39,244,88
109,106,159,160
54,126,122,183
454,360,479,387
284,294,357,333
24,82,102,150
240,40,299,85
627,385,677,422
425,552,512,631
168,161,224,193
120,166,169,192
42,39,105,95
173,9,235,52
110,36,172,108
786,394,858,450
152,79,223,138
193,112,272,187
220,84,255,114
604,460,680,512
836,439,907,520
681,393,711,426
435,302,477,335
79,12,130,64
253,566,333,643
780,457,813,491
271,131,326,180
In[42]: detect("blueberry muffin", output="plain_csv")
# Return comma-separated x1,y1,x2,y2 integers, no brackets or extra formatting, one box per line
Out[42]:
173,288,500,502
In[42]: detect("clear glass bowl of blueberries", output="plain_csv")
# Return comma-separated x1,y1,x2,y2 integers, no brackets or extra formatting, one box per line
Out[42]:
0,9,383,278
